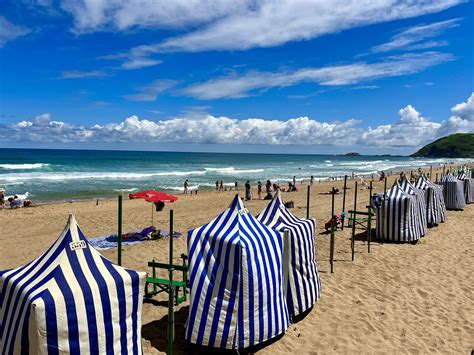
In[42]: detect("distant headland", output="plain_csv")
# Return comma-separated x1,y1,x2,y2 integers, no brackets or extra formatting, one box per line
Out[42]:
411,133,474,158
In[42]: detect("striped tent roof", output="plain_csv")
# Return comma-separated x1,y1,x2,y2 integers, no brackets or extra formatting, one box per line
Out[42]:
375,184,423,242
0,215,146,354
415,176,447,225
186,195,289,349
398,178,427,236
457,171,474,204
257,192,321,317
437,173,466,210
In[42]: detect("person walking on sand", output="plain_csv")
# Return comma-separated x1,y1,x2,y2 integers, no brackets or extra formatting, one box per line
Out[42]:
257,181,262,199
0,188,5,209
184,179,189,194
245,180,252,201
219,180,224,192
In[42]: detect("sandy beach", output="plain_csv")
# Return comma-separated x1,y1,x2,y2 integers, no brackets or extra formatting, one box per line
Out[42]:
1,168,473,354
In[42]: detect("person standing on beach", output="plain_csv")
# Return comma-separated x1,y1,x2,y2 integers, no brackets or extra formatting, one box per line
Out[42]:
215,180,219,191
245,180,252,200
310,175,314,185
219,180,224,192
292,176,296,186
0,188,4,209
235,179,239,191
184,179,189,194
257,181,262,199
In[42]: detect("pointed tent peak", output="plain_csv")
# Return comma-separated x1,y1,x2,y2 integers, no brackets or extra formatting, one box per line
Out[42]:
273,190,283,204
229,194,246,211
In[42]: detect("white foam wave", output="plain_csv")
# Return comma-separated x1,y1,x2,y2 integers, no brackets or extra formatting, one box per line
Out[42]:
113,188,138,192
204,167,264,174
0,163,49,170
6,192,29,200
0,170,207,182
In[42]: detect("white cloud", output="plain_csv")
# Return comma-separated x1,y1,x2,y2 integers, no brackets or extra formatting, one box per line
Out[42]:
60,70,109,79
183,52,454,99
64,1,463,52
0,16,31,47
3,93,473,148
124,80,178,101
450,93,474,121
371,18,460,53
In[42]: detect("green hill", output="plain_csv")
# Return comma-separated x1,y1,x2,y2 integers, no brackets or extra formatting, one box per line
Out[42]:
411,133,474,158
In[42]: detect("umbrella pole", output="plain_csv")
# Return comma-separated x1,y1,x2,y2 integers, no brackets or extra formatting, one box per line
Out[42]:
151,203,154,227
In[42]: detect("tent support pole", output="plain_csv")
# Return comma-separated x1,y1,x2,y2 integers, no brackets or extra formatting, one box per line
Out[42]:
168,209,175,354
118,194,122,266
381,177,387,244
330,187,335,273
351,182,357,261
341,175,347,230
306,185,310,219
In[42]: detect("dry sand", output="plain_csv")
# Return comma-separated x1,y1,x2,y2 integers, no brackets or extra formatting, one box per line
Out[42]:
1,168,473,354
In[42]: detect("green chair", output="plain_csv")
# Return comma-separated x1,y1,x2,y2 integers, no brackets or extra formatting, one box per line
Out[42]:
145,253,188,306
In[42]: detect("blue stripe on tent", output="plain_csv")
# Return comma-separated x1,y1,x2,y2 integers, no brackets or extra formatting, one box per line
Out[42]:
55,268,80,354
208,231,240,347
80,241,114,355
99,261,128,355
218,243,240,348
186,208,235,342
195,221,238,345
127,270,140,355
66,247,99,353
43,290,59,355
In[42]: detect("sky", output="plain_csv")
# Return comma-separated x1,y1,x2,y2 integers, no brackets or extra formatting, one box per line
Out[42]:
0,0,473,155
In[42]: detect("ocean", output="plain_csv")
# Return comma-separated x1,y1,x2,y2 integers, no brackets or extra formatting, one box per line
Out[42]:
0,148,469,202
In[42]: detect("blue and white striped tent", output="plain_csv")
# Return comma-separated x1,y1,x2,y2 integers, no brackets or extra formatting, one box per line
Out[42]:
398,178,427,236
257,192,321,317
457,171,474,204
415,176,447,225
186,195,289,349
0,214,146,354
375,184,423,242
437,173,466,210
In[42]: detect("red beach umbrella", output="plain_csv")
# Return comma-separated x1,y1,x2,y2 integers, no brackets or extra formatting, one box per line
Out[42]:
129,190,178,226
129,190,178,203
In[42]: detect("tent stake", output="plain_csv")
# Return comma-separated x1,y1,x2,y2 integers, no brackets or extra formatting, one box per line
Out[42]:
118,194,122,266
330,187,335,273
168,209,175,354
341,175,347,230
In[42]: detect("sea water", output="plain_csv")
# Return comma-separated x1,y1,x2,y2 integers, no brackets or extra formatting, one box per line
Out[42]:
0,148,469,202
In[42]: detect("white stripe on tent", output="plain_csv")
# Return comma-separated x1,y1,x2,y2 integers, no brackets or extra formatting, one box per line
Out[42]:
186,195,289,349
0,214,146,354
257,192,321,317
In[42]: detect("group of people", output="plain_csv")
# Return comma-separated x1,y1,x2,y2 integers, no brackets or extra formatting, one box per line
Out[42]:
0,189,33,209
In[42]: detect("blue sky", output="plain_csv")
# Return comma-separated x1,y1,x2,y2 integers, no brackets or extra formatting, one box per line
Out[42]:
0,0,473,154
